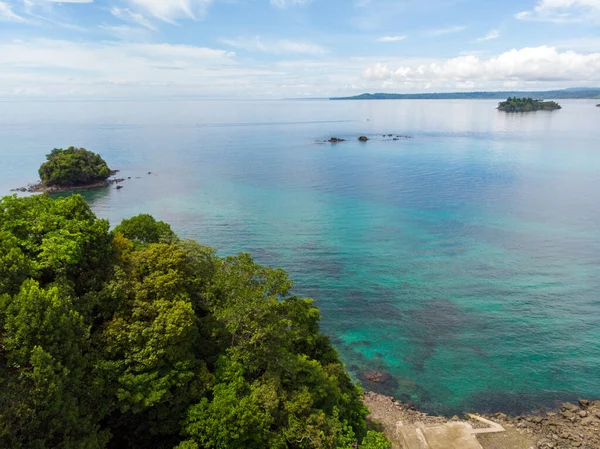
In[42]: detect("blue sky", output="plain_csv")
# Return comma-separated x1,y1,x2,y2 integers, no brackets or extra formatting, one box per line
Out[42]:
1,0,600,98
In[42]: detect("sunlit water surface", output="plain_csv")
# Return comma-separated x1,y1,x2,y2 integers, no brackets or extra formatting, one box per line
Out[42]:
1,99,599,415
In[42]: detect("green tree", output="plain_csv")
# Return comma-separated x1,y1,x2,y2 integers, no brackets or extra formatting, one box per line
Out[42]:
178,253,369,448
113,214,178,245
0,194,375,449
38,147,112,186
0,194,114,298
97,243,210,448
0,281,109,449
360,431,391,449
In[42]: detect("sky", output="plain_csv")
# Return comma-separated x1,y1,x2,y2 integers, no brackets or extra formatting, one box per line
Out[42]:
1,0,600,99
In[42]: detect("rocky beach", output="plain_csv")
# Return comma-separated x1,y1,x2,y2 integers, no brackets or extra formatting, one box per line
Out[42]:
364,392,600,449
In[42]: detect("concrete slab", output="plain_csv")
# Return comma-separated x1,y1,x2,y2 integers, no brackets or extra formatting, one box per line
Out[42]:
421,423,483,449
397,416,506,449
398,424,427,449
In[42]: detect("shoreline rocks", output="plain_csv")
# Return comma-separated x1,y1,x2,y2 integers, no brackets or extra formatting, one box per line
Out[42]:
363,392,600,449
12,170,127,194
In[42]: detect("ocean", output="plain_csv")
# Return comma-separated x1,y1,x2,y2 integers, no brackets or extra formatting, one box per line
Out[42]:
1,98,599,415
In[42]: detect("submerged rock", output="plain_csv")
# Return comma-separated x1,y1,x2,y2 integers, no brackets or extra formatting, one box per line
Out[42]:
363,370,390,383
328,137,346,143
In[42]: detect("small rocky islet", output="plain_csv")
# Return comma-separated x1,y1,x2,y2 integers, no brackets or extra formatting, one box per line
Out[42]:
323,134,412,144
11,146,152,193
497,97,561,112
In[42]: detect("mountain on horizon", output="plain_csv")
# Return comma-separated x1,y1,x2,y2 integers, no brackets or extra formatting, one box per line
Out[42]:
331,88,600,101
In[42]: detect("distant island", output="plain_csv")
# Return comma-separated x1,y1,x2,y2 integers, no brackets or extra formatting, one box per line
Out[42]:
497,97,561,112
13,146,124,193
331,87,600,101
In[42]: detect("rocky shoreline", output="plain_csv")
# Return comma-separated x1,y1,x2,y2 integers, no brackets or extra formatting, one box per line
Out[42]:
11,170,126,194
363,391,600,449
321,134,412,144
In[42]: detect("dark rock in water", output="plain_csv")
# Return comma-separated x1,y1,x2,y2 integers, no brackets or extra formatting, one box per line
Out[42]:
116,185,123,190
597,104,600,107
148,172,152,175
387,134,393,137
405,400,417,411
358,136,369,142
393,138,399,141
363,370,390,383
128,177,131,179
328,137,346,143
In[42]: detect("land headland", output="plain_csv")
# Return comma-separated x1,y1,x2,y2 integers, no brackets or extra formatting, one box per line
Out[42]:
331,87,600,101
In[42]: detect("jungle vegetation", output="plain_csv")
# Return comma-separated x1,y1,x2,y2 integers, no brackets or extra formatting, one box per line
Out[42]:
38,147,113,186
0,194,389,449
497,97,561,112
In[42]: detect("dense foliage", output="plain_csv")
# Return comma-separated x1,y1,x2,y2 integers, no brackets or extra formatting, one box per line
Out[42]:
38,147,112,186
497,97,561,112
0,194,388,449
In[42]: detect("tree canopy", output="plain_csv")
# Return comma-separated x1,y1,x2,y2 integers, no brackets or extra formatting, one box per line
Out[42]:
0,194,389,449
38,147,113,186
497,97,561,112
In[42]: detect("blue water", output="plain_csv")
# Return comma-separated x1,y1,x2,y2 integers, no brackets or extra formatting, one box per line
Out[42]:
1,99,599,415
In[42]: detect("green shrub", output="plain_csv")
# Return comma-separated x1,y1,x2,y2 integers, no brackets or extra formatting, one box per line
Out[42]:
113,214,178,245
39,147,112,186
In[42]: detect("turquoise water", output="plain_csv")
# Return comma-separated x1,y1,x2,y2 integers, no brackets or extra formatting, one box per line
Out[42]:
1,99,599,415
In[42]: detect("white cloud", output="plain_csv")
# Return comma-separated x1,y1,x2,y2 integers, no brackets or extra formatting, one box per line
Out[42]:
476,29,500,42
2,40,600,99
127,0,213,23
516,0,600,23
99,24,153,41
363,63,392,79
376,35,407,42
0,1,29,21
110,7,156,30
0,38,287,98
362,46,600,89
270,0,313,8
425,25,466,37
221,37,327,55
